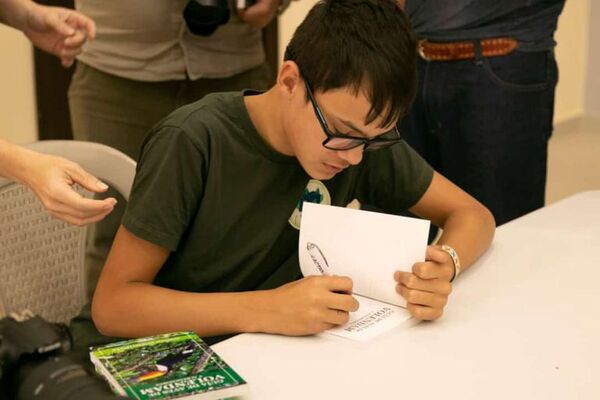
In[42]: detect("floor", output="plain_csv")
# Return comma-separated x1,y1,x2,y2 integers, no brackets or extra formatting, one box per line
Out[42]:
546,116,600,204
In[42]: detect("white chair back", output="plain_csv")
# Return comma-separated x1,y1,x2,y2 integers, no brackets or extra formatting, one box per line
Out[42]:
0,140,136,323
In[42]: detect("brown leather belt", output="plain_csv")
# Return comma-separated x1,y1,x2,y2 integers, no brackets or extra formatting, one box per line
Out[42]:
418,38,518,61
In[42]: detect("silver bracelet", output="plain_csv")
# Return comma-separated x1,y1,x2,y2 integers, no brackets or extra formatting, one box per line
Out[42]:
441,244,461,282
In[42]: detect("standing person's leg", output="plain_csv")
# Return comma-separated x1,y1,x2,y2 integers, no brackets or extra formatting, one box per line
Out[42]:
69,63,181,159
399,59,441,243
399,58,439,169
428,50,558,225
68,63,181,297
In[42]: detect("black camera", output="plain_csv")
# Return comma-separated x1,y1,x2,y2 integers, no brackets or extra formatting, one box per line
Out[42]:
183,0,256,36
0,312,125,400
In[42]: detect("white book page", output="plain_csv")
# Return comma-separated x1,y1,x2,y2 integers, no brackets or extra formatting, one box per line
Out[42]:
298,202,430,306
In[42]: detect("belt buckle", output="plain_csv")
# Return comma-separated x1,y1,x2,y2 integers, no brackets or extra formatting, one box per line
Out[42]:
417,39,431,61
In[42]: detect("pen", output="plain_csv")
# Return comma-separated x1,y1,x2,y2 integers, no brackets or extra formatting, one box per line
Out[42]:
307,242,330,275
306,242,353,296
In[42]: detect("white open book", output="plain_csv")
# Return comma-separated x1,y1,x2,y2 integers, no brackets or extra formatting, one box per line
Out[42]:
298,202,430,341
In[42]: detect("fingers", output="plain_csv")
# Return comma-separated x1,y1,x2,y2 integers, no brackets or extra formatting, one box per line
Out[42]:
394,270,452,321
411,260,454,281
303,275,357,310
59,36,85,67
322,275,354,294
45,9,76,37
51,185,116,214
65,163,110,193
47,9,96,40
296,276,359,329
59,20,90,67
322,279,359,326
63,28,88,49
406,303,443,321
49,10,95,67
326,292,360,313
60,51,79,68
405,247,454,281
65,11,96,40
48,205,114,227
396,283,448,309
426,246,452,265
323,309,351,326
38,183,116,226
394,271,452,294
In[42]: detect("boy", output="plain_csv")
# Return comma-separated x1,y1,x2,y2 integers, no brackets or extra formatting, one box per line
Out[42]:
72,0,495,350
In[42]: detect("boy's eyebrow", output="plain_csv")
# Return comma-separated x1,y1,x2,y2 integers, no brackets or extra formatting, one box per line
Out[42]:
339,119,369,138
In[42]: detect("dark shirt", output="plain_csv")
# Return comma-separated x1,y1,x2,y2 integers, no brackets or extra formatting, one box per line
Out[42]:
406,0,566,51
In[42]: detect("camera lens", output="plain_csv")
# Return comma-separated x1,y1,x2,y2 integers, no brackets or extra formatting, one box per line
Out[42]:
183,0,231,36
16,355,126,400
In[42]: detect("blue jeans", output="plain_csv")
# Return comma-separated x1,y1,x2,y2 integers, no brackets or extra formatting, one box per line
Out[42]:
400,49,558,225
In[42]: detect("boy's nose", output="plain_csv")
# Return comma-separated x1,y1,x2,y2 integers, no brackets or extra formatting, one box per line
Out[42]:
337,146,363,166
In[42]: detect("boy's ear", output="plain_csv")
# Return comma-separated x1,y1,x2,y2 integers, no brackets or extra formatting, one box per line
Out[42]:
277,60,302,97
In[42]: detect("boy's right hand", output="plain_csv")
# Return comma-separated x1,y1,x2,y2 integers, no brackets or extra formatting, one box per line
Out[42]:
262,276,359,336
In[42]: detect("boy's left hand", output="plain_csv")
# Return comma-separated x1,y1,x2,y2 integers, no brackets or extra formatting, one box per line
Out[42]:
394,245,454,320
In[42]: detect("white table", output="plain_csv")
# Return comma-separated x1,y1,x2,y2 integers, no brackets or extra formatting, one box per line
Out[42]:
213,191,600,400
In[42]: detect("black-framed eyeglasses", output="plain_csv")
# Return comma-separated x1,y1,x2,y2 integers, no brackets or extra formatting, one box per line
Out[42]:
304,76,402,152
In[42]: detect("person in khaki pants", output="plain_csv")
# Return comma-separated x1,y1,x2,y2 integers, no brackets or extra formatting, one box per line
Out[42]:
68,0,290,293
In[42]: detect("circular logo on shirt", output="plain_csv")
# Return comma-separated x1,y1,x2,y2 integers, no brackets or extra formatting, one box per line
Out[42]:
288,179,331,230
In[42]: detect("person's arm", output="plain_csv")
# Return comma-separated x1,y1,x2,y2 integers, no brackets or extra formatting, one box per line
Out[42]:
0,0,95,67
0,139,116,225
92,225,359,339
394,171,495,320
0,0,29,28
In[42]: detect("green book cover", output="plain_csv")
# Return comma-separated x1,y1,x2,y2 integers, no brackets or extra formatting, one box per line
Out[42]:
90,332,247,400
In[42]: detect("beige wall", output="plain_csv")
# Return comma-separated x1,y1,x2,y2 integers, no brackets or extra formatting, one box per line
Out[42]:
279,0,591,124
0,24,36,144
554,0,590,123
279,0,319,59
585,1,600,117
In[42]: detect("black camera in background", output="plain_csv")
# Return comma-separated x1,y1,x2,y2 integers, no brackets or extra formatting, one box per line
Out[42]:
34,0,279,141
0,314,125,400
183,0,231,36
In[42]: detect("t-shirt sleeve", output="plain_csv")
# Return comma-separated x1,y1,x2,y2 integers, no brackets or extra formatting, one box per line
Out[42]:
122,125,207,251
354,140,434,214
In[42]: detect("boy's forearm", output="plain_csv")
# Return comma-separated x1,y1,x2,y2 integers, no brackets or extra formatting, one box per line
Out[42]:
92,282,271,339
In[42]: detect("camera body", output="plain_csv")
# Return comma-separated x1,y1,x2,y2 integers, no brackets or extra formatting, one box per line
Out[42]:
183,0,257,36
0,313,124,400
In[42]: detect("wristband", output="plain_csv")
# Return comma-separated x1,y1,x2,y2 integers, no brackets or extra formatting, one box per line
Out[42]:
441,244,461,282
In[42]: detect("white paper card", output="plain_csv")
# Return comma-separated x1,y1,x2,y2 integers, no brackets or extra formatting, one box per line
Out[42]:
323,295,412,342
298,202,430,341
299,202,430,305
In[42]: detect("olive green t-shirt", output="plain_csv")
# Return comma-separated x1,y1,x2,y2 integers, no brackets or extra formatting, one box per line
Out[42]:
123,90,433,293
70,91,433,351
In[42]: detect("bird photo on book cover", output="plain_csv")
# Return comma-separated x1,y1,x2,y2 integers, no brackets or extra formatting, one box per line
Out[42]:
90,332,247,400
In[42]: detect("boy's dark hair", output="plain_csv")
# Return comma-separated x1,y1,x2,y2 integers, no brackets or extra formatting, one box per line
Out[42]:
285,0,417,128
